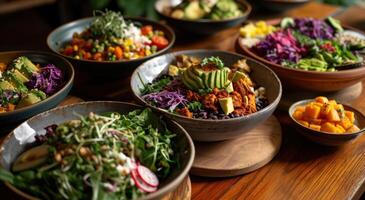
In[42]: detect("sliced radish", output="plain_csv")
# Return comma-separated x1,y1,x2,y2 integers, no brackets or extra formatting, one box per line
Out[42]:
131,168,157,193
136,165,159,187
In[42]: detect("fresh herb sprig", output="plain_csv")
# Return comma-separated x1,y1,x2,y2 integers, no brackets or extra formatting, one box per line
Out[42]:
201,56,225,69
90,10,127,38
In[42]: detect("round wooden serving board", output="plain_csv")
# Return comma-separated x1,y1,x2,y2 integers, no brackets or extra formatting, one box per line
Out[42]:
279,82,363,110
191,116,282,177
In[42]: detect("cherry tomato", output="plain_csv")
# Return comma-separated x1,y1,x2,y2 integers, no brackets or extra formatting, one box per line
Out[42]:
141,25,153,36
151,36,169,49
63,46,74,56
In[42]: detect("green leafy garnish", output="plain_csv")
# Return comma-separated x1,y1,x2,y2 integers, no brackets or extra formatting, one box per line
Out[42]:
188,101,203,112
141,76,172,95
90,10,127,38
201,56,225,69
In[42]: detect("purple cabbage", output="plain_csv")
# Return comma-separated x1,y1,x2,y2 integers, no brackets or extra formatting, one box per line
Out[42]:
251,29,308,64
35,124,58,143
142,90,188,111
294,18,334,39
27,64,64,95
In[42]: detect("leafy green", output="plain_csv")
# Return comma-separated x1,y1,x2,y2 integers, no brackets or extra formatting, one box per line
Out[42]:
90,10,127,38
202,56,225,69
141,76,172,95
188,101,203,112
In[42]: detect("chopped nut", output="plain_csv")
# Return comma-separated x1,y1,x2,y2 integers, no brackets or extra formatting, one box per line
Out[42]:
54,153,62,162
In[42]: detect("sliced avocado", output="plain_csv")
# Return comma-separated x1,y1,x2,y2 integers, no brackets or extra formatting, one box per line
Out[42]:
281,17,295,28
232,71,247,82
203,72,210,88
184,1,205,20
4,72,28,93
12,145,50,172
0,80,15,91
11,56,39,78
221,68,228,88
12,69,29,83
215,70,221,89
182,70,199,90
16,92,42,108
30,89,46,100
208,70,216,89
187,68,204,89
219,97,234,115
225,82,234,93
326,17,343,32
192,67,204,77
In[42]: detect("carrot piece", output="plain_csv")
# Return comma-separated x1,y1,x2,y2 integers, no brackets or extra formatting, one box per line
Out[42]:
7,104,16,111
315,96,329,104
115,46,123,60
0,63,6,72
304,104,321,119
93,53,103,61
326,108,341,122
309,124,321,131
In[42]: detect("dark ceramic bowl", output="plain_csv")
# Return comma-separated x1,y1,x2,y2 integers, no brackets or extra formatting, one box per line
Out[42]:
0,51,74,134
248,0,309,12
289,99,365,146
0,101,195,200
236,19,365,92
47,17,175,96
155,0,252,35
131,49,282,141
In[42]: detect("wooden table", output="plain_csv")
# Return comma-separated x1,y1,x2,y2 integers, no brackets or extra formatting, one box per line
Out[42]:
1,2,365,200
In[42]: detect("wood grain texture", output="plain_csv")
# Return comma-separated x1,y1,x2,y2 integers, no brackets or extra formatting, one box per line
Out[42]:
191,116,282,177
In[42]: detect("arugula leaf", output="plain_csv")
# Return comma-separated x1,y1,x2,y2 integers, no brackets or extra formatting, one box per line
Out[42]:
141,76,172,95
188,101,203,112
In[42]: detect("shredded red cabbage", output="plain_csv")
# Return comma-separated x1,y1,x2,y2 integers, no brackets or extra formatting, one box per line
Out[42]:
142,89,188,111
27,64,64,95
252,29,308,64
294,18,334,39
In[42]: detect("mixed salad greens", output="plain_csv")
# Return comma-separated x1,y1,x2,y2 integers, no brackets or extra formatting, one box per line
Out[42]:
0,56,64,113
0,108,177,199
140,55,268,120
240,17,365,71
60,10,170,61
165,0,244,20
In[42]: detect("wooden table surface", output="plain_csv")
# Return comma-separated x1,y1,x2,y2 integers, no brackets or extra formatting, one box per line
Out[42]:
1,2,365,200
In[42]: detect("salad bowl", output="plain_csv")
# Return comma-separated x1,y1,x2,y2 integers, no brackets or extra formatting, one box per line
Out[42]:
131,49,282,142
236,18,365,92
0,51,74,134
47,15,175,94
155,0,252,35
0,101,195,200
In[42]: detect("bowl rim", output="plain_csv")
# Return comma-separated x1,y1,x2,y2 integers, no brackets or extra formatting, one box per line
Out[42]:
0,101,195,200
0,51,74,117
46,16,176,65
237,18,365,77
261,0,309,3
155,0,252,23
288,99,365,136
131,49,282,122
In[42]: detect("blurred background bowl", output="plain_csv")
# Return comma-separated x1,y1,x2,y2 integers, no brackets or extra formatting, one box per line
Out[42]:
131,49,282,142
289,99,365,146
0,51,74,134
0,101,195,200
47,17,175,99
248,0,310,12
155,0,252,35
236,18,365,92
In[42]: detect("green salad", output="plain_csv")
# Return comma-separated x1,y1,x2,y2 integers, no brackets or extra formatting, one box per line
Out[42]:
0,108,177,200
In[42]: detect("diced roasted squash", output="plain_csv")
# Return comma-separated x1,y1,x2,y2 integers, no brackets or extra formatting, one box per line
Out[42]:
321,122,338,133
328,100,337,106
335,124,346,133
345,111,355,123
296,106,306,113
347,125,360,133
326,108,341,122
315,96,328,104
339,117,353,130
309,124,321,131
304,104,321,119
293,110,304,120
309,118,322,125
320,103,333,118
298,120,309,127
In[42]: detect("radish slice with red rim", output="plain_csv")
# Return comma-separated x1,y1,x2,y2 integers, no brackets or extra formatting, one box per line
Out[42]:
131,168,157,193
137,164,159,187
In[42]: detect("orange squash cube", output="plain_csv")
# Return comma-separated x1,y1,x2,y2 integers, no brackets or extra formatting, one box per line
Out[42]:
315,96,329,104
309,124,321,131
295,106,306,113
345,111,355,123
326,108,341,122
320,103,333,118
335,124,346,133
293,110,304,120
304,105,321,119
328,100,337,106
297,120,309,127
347,125,361,133
339,117,353,130
321,122,338,133
309,118,322,125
